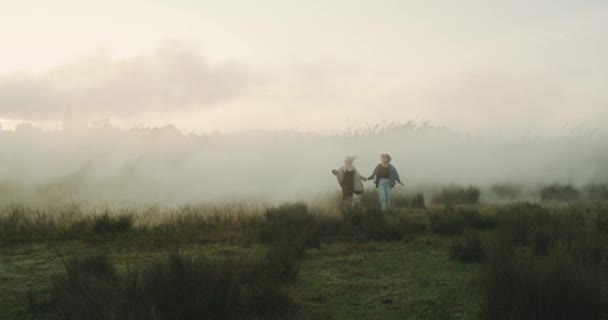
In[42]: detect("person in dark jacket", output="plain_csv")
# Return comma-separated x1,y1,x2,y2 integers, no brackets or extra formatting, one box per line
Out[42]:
332,156,367,209
368,153,403,211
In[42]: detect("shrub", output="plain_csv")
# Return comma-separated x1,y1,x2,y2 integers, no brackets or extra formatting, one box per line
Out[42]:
584,184,608,201
134,253,292,319
490,184,523,200
392,193,410,208
540,183,581,202
449,232,484,263
398,216,429,235
46,252,297,320
262,242,301,283
531,228,553,256
354,208,428,241
590,205,608,234
431,185,480,205
410,193,426,209
258,202,319,249
92,213,133,234
481,240,604,320
363,208,404,241
494,202,553,245
359,189,380,208
430,208,494,235
430,210,465,235
50,255,120,319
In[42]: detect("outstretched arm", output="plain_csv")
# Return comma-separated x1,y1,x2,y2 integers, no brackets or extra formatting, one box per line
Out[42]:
393,167,404,185
367,166,376,180
331,169,338,176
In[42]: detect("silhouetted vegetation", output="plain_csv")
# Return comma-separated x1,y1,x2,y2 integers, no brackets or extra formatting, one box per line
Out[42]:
359,189,380,208
585,183,608,201
429,207,495,235
540,183,581,202
391,193,410,208
431,185,480,205
481,239,604,320
44,249,299,319
6,200,608,319
410,193,426,209
449,231,485,263
92,213,133,234
490,184,523,200
481,202,608,319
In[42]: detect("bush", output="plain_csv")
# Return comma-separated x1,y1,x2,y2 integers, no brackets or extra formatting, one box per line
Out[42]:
531,228,553,256
431,185,480,205
540,183,581,202
363,208,404,241
134,253,293,319
584,184,608,201
449,232,484,263
430,208,495,235
398,216,429,235
481,240,604,320
392,193,410,208
50,255,120,319
258,202,320,251
92,213,133,234
353,208,428,241
494,202,554,245
45,251,297,320
490,184,523,200
589,205,608,234
410,193,426,209
359,189,380,208
262,242,301,283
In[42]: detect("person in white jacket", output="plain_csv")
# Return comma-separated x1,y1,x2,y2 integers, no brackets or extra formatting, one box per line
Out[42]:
332,156,367,209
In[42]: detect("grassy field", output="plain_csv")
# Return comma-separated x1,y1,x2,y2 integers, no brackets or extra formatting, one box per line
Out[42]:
1,193,608,319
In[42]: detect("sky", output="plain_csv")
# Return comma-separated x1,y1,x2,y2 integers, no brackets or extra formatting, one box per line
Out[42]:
0,0,607,134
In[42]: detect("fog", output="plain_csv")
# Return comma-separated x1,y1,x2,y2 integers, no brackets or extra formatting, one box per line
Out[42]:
0,121,606,206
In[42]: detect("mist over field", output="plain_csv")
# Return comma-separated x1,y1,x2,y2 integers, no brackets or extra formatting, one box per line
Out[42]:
1,121,606,206
1,0,607,206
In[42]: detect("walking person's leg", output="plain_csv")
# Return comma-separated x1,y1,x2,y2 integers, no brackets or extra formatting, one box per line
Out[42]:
385,182,392,208
378,178,389,211
342,187,354,220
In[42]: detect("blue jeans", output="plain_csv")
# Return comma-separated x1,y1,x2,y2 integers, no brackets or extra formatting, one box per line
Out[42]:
378,178,391,211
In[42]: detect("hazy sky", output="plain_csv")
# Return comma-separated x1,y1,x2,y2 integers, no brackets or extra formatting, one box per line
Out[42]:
1,0,607,133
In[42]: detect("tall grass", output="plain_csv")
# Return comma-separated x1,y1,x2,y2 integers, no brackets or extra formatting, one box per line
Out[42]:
481,240,604,320
449,231,485,263
0,204,262,247
45,249,299,319
481,202,608,319
490,184,523,200
540,183,581,202
431,185,480,205
585,183,608,201
429,207,495,235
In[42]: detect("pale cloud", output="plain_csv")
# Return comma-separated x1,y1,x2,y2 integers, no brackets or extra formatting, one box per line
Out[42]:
0,44,256,120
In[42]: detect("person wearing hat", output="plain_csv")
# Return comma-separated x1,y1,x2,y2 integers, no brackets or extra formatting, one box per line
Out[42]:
368,153,404,211
331,156,367,209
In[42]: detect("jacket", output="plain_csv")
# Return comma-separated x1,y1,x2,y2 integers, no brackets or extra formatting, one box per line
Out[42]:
368,164,401,188
333,166,365,194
